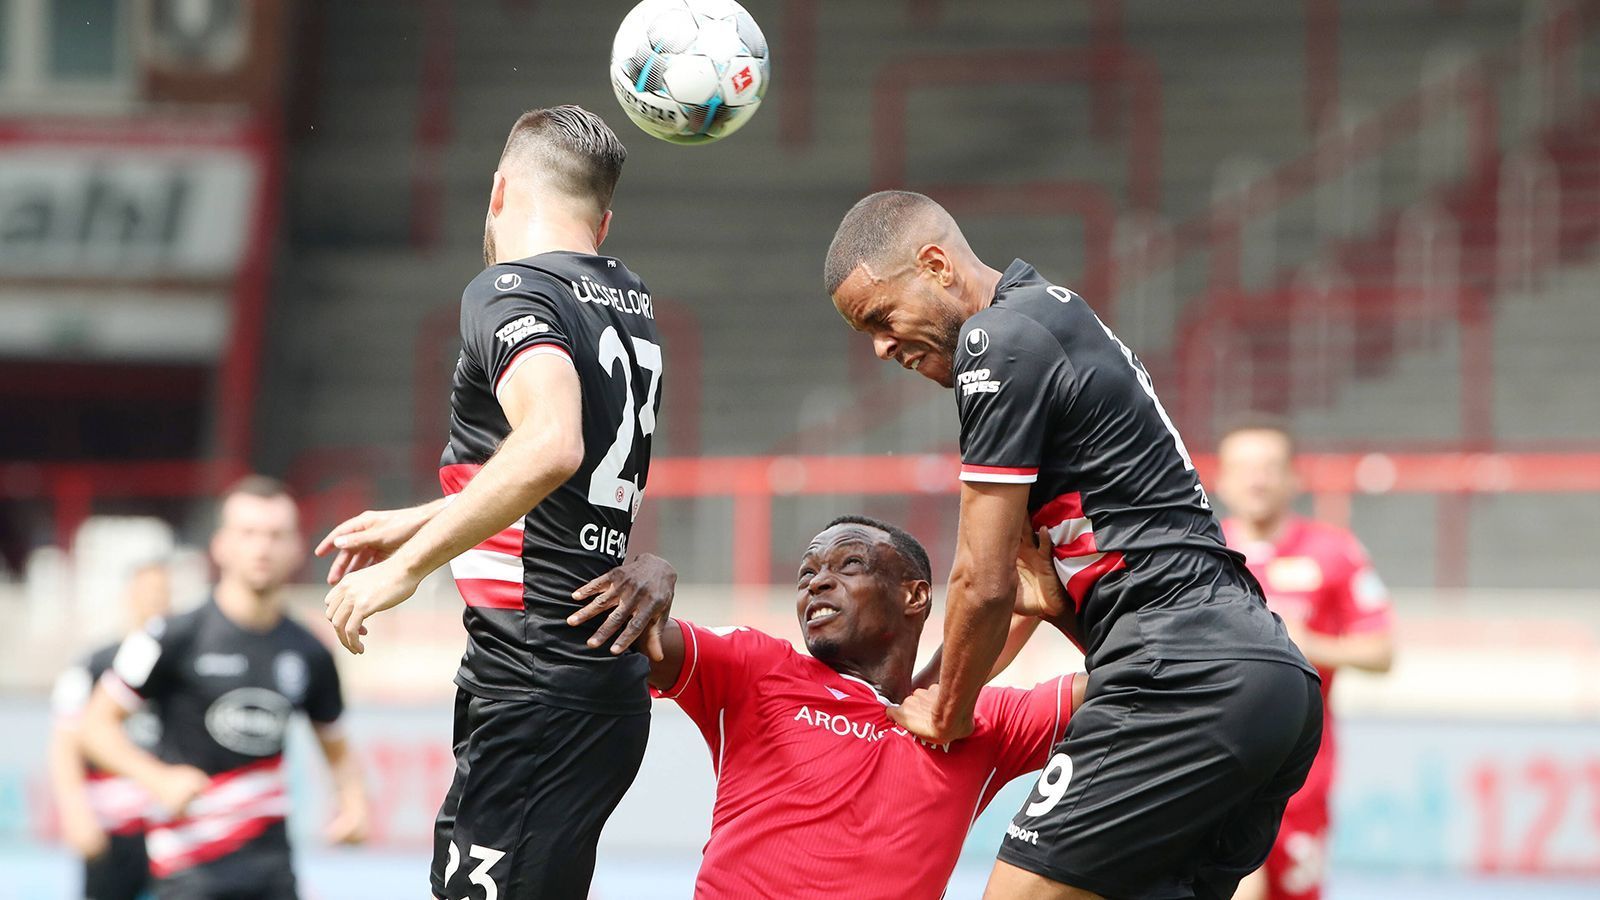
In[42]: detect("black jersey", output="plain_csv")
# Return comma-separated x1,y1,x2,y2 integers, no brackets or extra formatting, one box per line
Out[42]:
440,251,663,712
104,600,343,879
52,641,161,835
954,260,1312,673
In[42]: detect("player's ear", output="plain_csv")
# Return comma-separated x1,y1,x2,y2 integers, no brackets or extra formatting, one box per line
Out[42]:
488,171,508,217
904,579,931,620
915,243,953,287
595,209,613,248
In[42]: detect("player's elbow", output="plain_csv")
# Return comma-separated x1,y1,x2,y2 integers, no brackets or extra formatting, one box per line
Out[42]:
549,437,584,482
1367,638,1396,674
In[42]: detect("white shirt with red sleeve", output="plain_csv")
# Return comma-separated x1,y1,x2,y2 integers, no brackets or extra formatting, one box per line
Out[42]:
655,619,1074,900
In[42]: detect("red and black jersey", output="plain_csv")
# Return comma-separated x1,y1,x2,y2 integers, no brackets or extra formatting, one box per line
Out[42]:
954,260,1311,674
441,251,663,713
53,641,162,836
102,600,343,879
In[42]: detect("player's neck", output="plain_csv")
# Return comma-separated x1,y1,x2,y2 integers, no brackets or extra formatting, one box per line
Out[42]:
493,217,600,262
966,262,1005,314
831,643,916,704
1236,513,1291,545
213,579,285,632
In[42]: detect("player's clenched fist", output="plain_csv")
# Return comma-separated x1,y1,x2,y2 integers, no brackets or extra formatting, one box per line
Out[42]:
888,683,975,745
323,558,422,654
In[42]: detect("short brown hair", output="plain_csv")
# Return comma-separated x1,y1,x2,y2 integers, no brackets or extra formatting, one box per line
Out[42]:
221,474,294,505
823,190,945,296
1217,413,1297,457
500,105,627,213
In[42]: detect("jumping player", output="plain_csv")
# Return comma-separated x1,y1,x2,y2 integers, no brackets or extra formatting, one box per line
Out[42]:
317,106,668,899
79,477,368,900
601,515,1084,899
1217,419,1396,900
50,560,171,900
825,190,1323,900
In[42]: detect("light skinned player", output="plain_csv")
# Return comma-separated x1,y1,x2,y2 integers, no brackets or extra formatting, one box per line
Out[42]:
825,190,1321,900
1217,420,1395,900
79,478,367,900
317,106,674,899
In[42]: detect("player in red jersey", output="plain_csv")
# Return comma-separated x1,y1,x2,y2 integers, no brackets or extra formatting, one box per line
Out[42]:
600,515,1083,900
1216,419,1396,900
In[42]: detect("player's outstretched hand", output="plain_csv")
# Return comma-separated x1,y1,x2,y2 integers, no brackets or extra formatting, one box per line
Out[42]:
887,684,975,745
322,558,422,654
150,764,210,818
1015,526,1068,620
569,553,677,660
313,503,440,586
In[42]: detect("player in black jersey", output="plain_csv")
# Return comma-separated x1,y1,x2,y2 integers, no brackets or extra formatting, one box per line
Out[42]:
316,106,672,899
51,560,170,900
825,191,1322,900
79,477,369,900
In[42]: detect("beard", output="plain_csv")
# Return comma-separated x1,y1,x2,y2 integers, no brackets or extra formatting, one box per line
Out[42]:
482,213,496,267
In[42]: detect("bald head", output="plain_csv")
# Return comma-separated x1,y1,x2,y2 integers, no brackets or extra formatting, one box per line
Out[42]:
498,106,627,220
823,190,965,295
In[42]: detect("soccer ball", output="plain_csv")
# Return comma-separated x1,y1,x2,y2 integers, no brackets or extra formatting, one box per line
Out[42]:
610,0,770,145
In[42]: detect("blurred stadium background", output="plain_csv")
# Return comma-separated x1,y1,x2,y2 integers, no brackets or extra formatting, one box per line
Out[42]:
1,0,1598,897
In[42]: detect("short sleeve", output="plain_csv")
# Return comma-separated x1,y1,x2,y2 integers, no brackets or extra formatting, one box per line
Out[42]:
653,619,788,731
105,618,180,709
1336,537,1393,635
954,311,1069,485
302,643,345,729
462,267,576,403
51,664,94,723
981,674,1075,784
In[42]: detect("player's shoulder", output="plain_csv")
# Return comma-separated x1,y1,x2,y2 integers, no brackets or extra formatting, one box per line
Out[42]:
963,278,1071,360
153,604,208,645
85,640,123,676
462,261,573,308
1295,518,1367,561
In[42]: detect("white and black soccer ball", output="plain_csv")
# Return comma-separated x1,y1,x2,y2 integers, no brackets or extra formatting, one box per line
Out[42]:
610,0,769,145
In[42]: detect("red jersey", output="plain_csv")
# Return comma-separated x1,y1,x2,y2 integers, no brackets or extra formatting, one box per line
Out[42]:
656,620,1073,900
1223,516,1392,777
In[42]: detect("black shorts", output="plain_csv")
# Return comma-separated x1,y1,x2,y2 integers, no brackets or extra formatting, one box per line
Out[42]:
997,655,1323,900
154,859,296,900
430,690,650,900
84,832,149,900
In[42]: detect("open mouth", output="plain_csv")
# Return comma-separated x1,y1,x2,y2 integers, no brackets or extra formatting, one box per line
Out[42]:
805,603,840,624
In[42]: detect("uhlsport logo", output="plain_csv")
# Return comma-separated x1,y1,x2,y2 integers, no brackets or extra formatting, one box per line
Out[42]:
494,272,522,291
964,328,990,356
1006,822,1041,845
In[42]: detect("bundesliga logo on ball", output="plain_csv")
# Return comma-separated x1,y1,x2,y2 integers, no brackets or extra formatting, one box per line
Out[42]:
610,0,770,145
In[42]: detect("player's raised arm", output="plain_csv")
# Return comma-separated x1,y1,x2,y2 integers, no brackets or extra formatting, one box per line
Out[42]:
323,353,583,653
891,482,1032,742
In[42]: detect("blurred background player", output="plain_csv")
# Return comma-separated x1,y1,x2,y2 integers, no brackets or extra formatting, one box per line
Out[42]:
317,105,670,900
78,477,368,900
50,560,172,900
1217,419,1396,900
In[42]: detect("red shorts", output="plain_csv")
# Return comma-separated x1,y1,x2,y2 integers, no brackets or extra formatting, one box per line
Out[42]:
1264,753,1332,900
